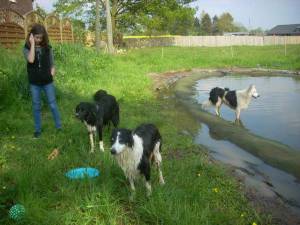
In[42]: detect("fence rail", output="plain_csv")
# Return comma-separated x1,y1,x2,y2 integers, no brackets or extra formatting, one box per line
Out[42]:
174,36,300,46
0,9,73,48
123,36,300,48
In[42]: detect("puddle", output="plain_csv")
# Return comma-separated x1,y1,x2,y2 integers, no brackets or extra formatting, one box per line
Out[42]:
194,75,300,150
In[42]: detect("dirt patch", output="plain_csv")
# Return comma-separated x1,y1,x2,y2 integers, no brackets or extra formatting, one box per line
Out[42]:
228,166,300,225
148,69,191,91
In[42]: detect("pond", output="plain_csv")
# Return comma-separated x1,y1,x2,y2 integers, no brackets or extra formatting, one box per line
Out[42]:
194,75,300,150
171,70,300,215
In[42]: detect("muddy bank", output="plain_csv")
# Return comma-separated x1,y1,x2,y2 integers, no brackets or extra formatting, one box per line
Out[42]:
149,67,300,91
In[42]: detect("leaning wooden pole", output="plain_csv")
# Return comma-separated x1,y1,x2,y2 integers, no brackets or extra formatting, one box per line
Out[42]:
95,0,101,52
105,0,114,54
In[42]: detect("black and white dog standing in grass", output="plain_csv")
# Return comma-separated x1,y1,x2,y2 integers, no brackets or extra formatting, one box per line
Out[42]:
110,124,165,198
202,84,260,121
75,90,119,152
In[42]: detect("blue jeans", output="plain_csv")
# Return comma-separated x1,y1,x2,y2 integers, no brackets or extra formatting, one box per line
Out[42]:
30,83,62,133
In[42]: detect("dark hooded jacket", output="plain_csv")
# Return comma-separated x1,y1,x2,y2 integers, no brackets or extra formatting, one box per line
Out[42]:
24,43,53,85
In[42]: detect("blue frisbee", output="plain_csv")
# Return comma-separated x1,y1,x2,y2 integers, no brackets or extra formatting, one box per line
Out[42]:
65,167,100,179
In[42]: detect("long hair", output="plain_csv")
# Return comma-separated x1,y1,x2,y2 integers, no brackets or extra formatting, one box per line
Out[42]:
25,23,49,47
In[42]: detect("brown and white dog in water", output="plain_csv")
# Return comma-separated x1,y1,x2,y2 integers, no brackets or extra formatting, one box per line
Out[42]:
202,84,260,121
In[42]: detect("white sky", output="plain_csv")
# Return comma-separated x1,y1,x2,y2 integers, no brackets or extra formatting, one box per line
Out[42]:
34,0,56,12
35,0,300,30
191,0,300,30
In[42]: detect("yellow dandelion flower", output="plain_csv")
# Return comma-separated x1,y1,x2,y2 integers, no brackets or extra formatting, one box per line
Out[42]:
213,188,219,193
252,222,257,225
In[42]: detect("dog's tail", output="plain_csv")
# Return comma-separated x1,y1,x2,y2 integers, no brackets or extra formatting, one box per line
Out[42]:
201,100,213,109
94,89,107,102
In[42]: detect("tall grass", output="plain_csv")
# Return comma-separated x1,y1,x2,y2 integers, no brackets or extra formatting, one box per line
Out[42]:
1,43,299,224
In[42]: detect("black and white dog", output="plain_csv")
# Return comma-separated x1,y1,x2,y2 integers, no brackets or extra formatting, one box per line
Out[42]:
202,84,259,121
110,124,165,197
75,90,119,152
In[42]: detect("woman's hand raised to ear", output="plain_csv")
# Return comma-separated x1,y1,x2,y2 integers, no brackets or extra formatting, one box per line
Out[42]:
27,34,35,63
29,33,35,46
51,67,56,76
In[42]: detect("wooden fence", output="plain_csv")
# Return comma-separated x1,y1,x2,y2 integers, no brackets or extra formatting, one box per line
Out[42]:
123,35,300,48
0,9,73,48
173,36,300,47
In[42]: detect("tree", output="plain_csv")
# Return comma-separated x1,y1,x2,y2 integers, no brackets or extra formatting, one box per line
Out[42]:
217,12,235,34
169,6,196,35
53,0,196,35
200,11,212,35
194,17,201,35
234,22,248,32
95,0,101,52
54,0,95,27
212,15,219,35
35,4,47,18
250,27,265,36
105,0,113,53
72,19,86,43
115,0,196,35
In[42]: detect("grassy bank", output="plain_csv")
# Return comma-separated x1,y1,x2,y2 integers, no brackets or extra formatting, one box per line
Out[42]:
1,44,299,225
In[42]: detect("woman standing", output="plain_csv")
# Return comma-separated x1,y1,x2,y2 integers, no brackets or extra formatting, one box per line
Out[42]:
23,24,62,138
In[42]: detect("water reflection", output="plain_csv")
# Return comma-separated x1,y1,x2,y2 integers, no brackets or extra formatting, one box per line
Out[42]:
195,124,300,212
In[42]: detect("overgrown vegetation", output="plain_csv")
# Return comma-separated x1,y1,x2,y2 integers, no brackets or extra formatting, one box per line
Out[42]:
1,44,299,224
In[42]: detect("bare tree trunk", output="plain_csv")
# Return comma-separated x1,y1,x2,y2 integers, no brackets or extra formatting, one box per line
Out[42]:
105,0,114,54
95,0,101,53
110,0,117,35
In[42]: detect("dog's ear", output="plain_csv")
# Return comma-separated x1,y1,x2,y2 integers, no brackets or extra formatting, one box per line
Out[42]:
123,130,133,148
127,134,134,148
110,128,117,144
111,128,117,134
111,128,118,138
86,109,96,122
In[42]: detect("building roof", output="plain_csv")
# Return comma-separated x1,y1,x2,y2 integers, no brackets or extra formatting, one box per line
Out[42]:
223,32,250,36
0,0,33,15
267,24,300,35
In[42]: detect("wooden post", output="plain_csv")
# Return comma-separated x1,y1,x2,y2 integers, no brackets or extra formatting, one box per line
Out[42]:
24,16,28,39
44,17,48,33
95,0,101,52
230,36,233,58
106,0,114,54
60,19,63,43
71,23,74,43
284,36,287,56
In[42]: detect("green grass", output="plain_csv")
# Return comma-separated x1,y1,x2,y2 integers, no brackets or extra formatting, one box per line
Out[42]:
1,44,299,224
